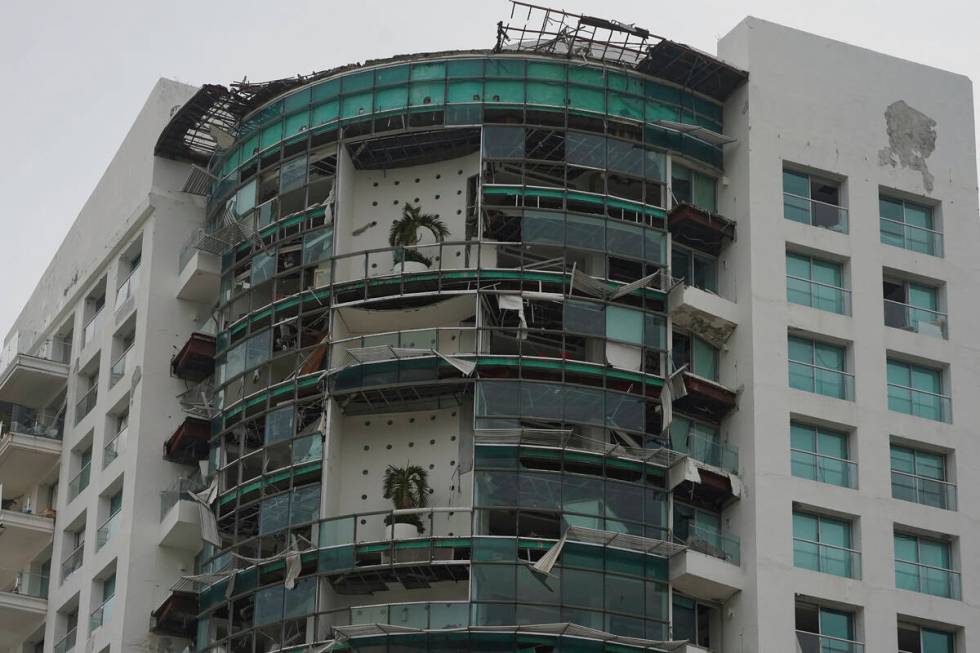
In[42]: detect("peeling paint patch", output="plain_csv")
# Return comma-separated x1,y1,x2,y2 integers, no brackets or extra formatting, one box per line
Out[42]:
877,100,937,192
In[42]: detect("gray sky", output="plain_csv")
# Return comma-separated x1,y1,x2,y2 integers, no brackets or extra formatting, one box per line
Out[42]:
1,0,976,341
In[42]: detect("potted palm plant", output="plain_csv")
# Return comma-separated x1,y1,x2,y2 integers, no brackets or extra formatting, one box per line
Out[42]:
383,463,430,539
388,203,449,273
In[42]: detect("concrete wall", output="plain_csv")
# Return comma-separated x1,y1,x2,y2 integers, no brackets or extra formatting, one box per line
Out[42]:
719,17,979,653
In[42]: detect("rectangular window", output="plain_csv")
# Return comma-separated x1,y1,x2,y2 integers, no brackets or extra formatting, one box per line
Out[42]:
880,195,942,257
672,332,719,381
788,336,851,400
786,252,849,315
882,278,945,338
671,163,717,213
795,603,858,652
790,422,855,488
793,511,860,578
886,359,949,422
898,623,955,653
894,532,960,599
783,169,847,232
890,445,955,510
672,244,718,293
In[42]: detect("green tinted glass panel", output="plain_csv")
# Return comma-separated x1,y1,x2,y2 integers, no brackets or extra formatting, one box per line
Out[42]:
447,59,483,77
260,122,282,151
568,66,604,86
448,80,482,103
411,62,446,80
569,85,604,113
312,100,339,126
484,80,524,104
526,81,566,106
783,170,809,197
375,85,408,112
409,81,445,107
606,306,643,345
341,70,374,93
376,65,409,86
284,111,309,138
341,92,373,118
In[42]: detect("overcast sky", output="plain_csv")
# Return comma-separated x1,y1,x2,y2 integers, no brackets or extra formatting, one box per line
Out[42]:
0,0,977,341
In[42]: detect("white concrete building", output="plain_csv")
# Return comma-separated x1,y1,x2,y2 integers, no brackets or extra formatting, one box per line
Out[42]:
0,8,975,653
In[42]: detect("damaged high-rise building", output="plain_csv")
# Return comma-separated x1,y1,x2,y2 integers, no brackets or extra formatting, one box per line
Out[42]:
0,4,976,652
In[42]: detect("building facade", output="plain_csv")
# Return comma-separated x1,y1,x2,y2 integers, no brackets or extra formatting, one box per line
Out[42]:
0,8,976,653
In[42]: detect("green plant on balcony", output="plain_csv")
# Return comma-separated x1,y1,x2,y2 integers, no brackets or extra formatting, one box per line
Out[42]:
382,463,430,534
388,203,449,269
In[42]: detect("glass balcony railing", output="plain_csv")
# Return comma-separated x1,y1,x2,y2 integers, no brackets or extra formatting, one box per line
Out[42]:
796,631,864,653
896,559,961,599
61,543,84,582
34,336,73,365
160,476,206,519
672,428,739,474
82,309,103,349
103,429,126,468
3,572,49,599
891,470,956,511
89,594,115,631
887,384,951,423
883,300,947,339
53,628,76,653
794,538,862,579
787,276,851,315
880,217,943,257
74,386,98,426
96,511,121,550
115,265,141,309
109,345,134,388
789,361,855,400
784,192,849,233
676,523,740,565
68,463,91,502
351,601,470,630
791,450,858,489
1,404,64,440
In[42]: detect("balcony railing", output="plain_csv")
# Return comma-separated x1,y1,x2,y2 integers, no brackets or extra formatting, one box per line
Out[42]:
109,345,134,388
787,276,851,315
34,336,73,365
672,428,738,474
3,572,49,599
68,463,91,501
887,384,951,423
61,543,84,582
103,428,126,468
96,510,121,550
880,217,943,257
349,601,470,630
82,309,103,349
883,300,947,339
794,538,862,579
891,470,956,511
115,265,141,309
1,404,64,440
53,628,76,653
784,192,849,233
74,385,98,425
896,559,962,599
789,361,855,401
160,476,206,519
676,523,740,565
89,594,115,631
796,631,863,653
791,449,858,489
